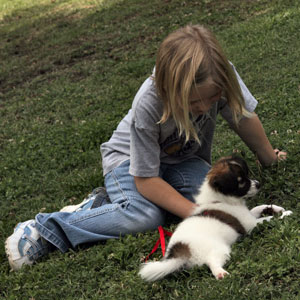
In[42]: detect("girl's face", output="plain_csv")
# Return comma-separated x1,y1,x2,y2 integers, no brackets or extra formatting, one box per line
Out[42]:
189,79,222,116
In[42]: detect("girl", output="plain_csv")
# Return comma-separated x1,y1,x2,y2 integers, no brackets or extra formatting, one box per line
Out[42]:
5,25,286,271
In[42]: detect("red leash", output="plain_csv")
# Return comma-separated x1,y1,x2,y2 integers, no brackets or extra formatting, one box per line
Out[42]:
144,226,173,262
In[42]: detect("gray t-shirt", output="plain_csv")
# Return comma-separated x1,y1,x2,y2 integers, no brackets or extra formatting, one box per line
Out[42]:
100,65,257,177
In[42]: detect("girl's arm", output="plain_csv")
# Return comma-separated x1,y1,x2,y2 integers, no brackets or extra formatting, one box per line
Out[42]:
233,113,286,166
134,176,196,219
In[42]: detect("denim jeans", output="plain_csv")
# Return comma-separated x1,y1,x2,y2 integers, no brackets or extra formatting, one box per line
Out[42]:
35,158,210,252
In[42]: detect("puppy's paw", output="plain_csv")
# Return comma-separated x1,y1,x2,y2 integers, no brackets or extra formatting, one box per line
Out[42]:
214,268,229,280
260,204,286,217
216,271,229,280
251,204,285,218
268,205,285,213
280,210,293,219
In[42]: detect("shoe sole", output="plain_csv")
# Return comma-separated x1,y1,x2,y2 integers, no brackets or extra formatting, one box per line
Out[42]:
60,195,95,213
60,188,108,212
59,198,91,212
5,220,35,271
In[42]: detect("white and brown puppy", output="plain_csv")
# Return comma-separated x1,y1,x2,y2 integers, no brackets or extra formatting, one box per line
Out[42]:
139,156,292,281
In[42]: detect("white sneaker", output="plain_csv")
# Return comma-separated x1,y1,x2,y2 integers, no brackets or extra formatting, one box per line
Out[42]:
5,220,49,271
59,198,92,212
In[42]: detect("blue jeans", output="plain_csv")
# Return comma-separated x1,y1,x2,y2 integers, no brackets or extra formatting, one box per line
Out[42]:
35,158,210,252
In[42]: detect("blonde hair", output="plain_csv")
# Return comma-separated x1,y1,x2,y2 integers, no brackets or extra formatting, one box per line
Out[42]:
155,24,252,142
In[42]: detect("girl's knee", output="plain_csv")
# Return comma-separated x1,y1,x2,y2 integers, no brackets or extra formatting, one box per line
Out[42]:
124,202,166,233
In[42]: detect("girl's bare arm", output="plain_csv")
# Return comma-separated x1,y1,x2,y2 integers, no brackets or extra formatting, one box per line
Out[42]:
134,176,196,219
233,113,286,166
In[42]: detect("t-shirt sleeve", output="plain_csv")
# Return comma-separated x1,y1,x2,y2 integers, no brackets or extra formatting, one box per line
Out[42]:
128,84,163,177
129,122,161,177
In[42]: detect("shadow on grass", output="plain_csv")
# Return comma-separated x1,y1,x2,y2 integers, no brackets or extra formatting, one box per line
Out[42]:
1,0,274,95
0,0,173,95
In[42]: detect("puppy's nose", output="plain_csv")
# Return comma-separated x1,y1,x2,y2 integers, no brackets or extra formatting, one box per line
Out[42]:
254,180,260,189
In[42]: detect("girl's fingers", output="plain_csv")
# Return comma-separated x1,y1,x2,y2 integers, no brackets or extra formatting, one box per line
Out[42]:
274,148,287,160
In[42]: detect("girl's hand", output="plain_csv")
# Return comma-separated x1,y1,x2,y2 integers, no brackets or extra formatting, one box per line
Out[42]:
274,149,287,161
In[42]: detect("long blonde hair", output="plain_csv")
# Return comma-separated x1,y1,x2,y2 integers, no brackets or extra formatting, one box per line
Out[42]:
155,24,252,142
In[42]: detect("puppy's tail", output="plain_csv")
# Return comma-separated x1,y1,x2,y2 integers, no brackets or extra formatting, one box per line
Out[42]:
139,258,185,282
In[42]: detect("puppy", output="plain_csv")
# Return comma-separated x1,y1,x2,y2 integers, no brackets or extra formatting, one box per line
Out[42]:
139,156,292,281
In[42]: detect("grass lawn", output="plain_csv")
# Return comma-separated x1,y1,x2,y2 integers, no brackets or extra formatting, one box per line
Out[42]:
0,0,299,299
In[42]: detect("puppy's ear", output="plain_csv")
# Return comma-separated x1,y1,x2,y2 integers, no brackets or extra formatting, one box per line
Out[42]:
228,158,249,176
228,163,243,178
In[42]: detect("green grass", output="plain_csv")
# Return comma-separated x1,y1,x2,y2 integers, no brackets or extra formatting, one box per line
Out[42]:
0,0,299,299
